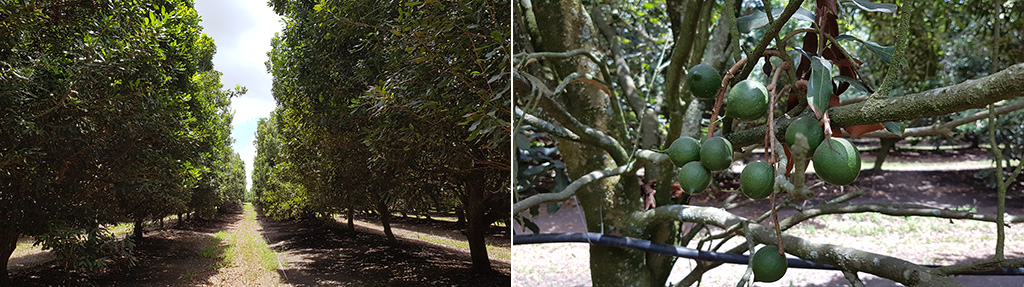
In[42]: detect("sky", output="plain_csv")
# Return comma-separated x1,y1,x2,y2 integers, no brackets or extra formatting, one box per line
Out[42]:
194,0,282,191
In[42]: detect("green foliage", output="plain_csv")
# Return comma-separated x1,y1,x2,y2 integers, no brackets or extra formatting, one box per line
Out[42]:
259,0,509,220
0,0,244,274
34,223,136,272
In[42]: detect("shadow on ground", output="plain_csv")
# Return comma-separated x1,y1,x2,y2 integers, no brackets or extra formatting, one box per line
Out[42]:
9,211,241,286
257,206,510,287
353,213,511,247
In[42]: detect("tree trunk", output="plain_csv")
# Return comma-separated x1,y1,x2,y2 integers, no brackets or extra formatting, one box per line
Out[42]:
465,170,493,273
346,208,355,231
377,199,396,245
455,208,466,226
0,228,18,286
874,138,899,171
132,218,144,242
528,0,648,285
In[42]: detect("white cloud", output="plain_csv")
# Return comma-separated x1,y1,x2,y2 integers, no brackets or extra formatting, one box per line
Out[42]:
231,96,276,128
195,0,283,192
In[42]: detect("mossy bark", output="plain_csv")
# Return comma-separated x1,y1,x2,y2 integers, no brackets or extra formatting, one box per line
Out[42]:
530,0,648,285
727,63,1024,148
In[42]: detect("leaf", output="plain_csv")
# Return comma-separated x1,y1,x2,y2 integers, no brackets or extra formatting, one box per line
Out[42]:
844,0,897,13
547,202,562,214
522,217,540,234
522,162,550,176
736,7,816,33
529,205,539,217
514,133,530,150
552,168,569,192
882,121,905,136
835,34,894,63
833,75,872,94
808,57,835,116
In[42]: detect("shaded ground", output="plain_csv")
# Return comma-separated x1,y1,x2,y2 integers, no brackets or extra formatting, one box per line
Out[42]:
258,206,511,287
514,145,1024,286
356,213,511,249
9,211,241,286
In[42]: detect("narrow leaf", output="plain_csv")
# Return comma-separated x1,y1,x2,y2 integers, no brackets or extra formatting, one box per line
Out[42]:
844,0,897,13
836,34,894,63
808,57,835,116
882,121,905,136
736,7,816,33
833,75,872,94
522,218,540,234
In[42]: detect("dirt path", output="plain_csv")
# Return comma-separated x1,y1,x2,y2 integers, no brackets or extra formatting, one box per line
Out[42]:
257,206,511,286
206,203,282,286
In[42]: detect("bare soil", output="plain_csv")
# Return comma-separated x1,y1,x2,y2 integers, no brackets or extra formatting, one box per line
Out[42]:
514,146,1024,286
9,212,240,286
8,206,510,286
257,206,511,286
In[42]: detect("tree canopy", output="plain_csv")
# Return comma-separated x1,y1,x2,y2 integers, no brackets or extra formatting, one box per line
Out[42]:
255,0,509,273
1,0,245,282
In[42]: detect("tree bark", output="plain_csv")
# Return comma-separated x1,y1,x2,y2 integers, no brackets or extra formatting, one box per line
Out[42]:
528,0,647,285
347,207,355,232
874,138,899,171
376,198,396,245
0,228,17,286
643,205,963,286
465,170,493,273
132,218,144,242
455,207,466,226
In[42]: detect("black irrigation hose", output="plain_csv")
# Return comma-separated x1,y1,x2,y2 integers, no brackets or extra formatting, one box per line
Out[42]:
514,233,1024,276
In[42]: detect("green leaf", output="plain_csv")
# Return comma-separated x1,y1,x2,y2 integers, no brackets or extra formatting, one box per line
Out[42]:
808,56,834,115
833,75,872,94
843,0,897,13
522,217,540,234
835,34,894,63
736,7,816,33
552,168,569,192
882,121,905,136
515,133,531,150
546,202,562,214
643,3,655,9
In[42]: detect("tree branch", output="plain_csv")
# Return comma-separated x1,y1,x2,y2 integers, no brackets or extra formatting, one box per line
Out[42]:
512,163,632,215
640,205,963,286
515,107,581,141
727,63,1024,147
536,92,630,164
512,149,670,215
781,202,1024,226
736,0,806,81
859,100,1024,138
515,71,631,164
833,63,1024,127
